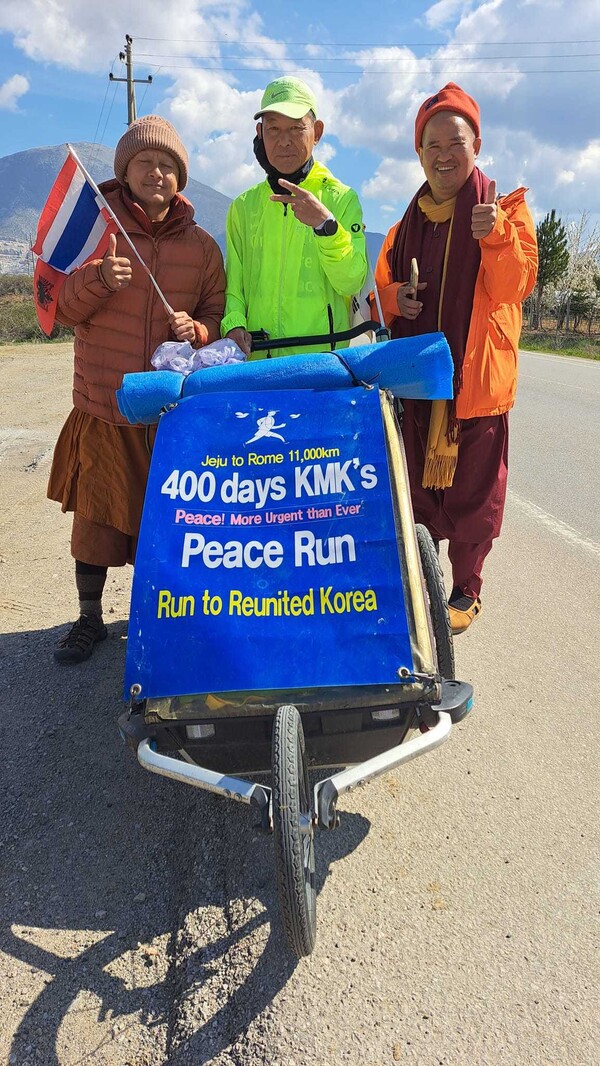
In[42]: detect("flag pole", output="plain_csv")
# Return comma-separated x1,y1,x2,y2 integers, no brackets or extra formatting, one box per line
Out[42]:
66,144,174,316
370,275,386,336
362,237,386,335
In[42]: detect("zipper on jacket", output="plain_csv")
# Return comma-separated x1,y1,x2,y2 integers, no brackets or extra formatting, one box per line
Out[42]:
144,239,159,364
327,304,336,350
460,277,483,415
277,205,289,342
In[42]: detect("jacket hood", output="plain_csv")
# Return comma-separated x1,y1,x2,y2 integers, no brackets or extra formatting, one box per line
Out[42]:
98,179,196,230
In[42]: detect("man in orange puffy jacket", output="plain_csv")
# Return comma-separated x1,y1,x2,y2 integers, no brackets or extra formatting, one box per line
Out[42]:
373,83,537,634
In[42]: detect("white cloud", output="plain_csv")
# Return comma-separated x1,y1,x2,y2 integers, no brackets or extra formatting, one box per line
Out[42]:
0,0,341,198
1,0,600,225
314,140,336,165
0,0,248,72
361,157,424,206
327,51,430,159
466,126,600,223
152,58,339,198
425,0,475,31
157,68,263,197
0,73,29,110
336,0,600,221
157,68,339,198
152,2,600,222
234,18,289,64
577,141,600,178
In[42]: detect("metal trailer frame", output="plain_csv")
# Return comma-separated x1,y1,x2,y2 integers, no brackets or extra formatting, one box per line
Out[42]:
119,325,474,957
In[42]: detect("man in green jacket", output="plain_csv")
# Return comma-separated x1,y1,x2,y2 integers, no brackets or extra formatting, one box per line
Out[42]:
222,76,368,358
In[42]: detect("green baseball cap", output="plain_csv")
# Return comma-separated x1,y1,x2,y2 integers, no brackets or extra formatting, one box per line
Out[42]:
254,76,318,120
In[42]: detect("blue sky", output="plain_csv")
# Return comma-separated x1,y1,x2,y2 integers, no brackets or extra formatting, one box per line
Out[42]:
1,0,599,235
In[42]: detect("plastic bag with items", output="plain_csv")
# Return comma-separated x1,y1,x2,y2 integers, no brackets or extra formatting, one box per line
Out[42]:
151,338,246,376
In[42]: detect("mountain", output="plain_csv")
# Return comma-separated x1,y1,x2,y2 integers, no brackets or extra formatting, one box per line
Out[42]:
0,140,385,275
365,230,385,273
0,142,232,273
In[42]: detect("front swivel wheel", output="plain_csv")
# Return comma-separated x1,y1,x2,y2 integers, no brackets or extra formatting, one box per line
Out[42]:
271,704,317,957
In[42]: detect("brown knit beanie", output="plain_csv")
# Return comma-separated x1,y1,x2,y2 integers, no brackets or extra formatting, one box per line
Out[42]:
114,115,189,190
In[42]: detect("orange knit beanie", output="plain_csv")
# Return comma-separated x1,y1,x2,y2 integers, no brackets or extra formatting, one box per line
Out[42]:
414,83,480,151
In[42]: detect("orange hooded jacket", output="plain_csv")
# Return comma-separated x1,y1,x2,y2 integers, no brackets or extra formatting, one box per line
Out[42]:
374,186,538,419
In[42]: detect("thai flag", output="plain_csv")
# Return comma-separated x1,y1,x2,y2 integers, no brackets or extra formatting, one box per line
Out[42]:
32,150,117,335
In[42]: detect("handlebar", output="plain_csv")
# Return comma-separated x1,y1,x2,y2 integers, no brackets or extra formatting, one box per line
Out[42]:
250,320,390,353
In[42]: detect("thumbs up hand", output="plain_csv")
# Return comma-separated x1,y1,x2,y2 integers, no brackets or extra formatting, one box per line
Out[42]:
99,232,132,291
471,179,497,240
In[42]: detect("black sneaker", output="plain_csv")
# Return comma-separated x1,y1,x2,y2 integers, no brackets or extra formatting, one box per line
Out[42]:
54,614,108,663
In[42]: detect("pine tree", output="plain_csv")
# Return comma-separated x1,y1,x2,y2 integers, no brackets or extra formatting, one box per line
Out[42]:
533,209,569,329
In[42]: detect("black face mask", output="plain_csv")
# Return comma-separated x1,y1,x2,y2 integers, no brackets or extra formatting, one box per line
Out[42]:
253,133,314,194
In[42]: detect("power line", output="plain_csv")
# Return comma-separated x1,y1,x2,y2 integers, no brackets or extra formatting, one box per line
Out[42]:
134,35,600,47
130,34,600,80
89,55,120,165
91,70,112,148
137,69,159,114
136,50,600,62
129,62,600,76
97,79,120,148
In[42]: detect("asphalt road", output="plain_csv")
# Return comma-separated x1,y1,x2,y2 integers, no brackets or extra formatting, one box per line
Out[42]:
0,345,598,1066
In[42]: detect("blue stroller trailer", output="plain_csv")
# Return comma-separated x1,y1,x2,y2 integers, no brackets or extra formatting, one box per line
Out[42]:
118,325,474,958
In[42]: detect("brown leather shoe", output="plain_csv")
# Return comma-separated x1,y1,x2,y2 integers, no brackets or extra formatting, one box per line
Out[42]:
448,597,482,635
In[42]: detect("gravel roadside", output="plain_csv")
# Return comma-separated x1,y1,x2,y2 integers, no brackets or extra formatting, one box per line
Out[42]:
1,343,598,1066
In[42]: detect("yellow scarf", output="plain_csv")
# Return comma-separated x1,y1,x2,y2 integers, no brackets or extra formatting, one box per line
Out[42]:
417,194,458,489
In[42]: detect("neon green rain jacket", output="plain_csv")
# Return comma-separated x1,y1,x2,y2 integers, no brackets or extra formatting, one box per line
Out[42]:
221,161,368,358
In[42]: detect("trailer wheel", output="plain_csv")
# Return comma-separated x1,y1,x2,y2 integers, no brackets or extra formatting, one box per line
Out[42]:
272,704,317,957
416,524,455,680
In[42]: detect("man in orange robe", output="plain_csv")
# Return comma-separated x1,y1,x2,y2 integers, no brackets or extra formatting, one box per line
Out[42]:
374,83,537,633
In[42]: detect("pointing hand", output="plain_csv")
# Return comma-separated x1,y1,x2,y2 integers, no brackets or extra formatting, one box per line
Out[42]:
100,233,132,291
270,179,332,228
471,180,497,240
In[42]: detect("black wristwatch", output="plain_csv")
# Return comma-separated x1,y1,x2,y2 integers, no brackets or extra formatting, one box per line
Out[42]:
314,214,338,237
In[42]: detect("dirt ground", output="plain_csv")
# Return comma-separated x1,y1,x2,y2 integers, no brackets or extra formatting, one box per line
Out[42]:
1,342,598,1066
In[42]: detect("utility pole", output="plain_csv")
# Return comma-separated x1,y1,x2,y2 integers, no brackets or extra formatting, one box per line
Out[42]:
109,35,152,126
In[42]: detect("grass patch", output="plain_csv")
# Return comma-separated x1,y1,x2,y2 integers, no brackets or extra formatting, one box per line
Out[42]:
521,331,600,360
0,292,72,344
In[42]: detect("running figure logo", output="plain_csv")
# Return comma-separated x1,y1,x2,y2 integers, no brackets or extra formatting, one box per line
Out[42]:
245,411,287,444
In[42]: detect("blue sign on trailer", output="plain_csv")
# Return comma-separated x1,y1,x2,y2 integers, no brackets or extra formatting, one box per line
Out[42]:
124,388,413,698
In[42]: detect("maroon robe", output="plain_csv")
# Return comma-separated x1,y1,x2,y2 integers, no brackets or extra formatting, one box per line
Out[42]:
388,172,508,597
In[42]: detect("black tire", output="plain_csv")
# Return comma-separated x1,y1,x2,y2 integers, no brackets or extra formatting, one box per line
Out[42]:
272,704,317,957
416,524,455,680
